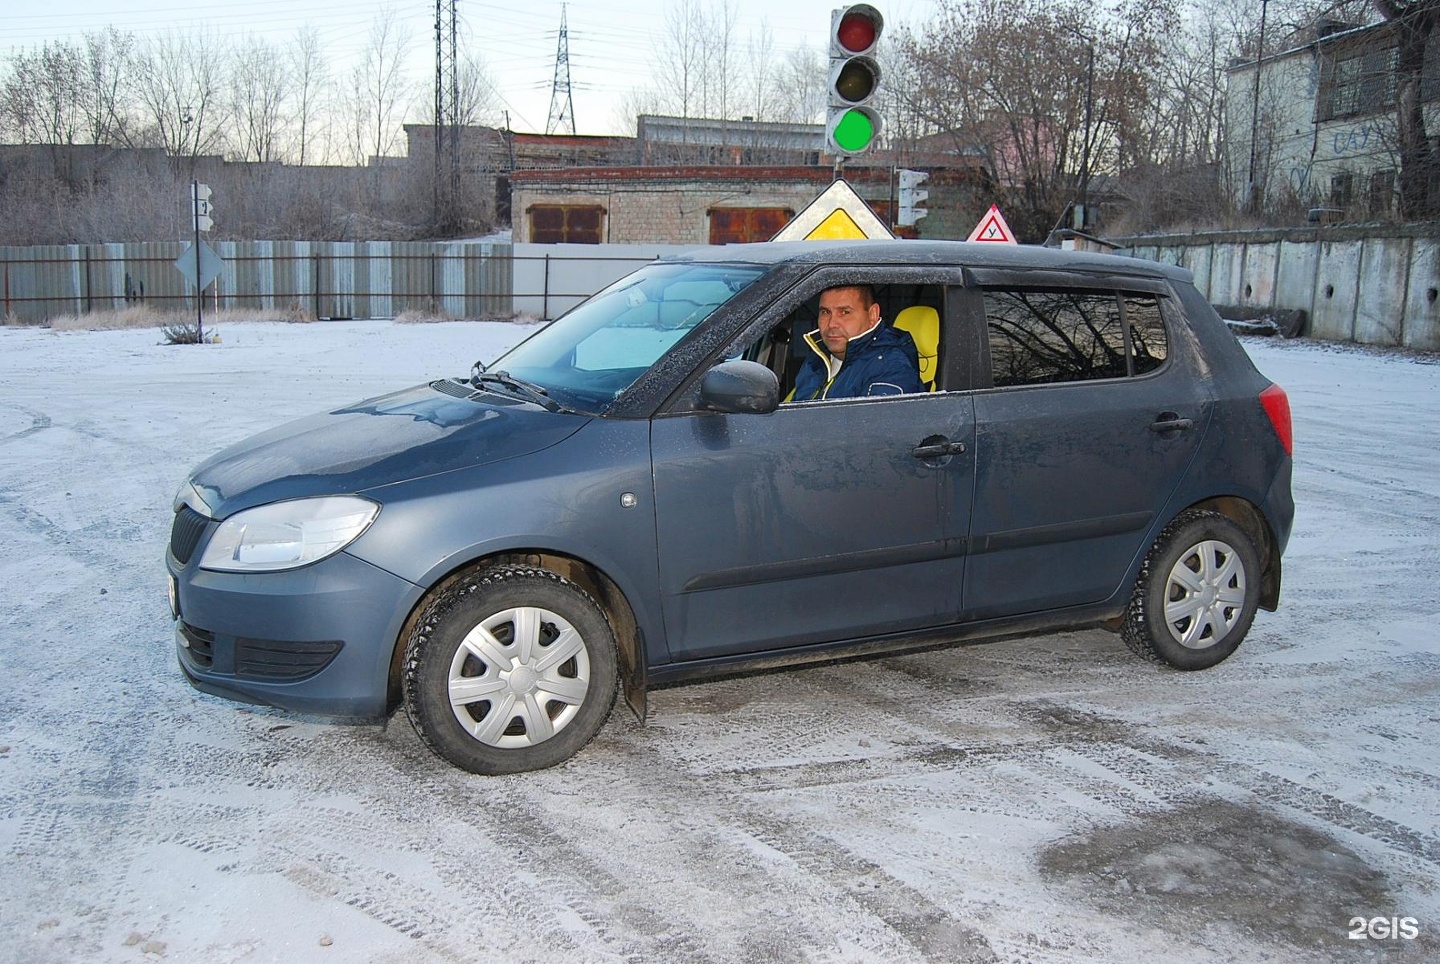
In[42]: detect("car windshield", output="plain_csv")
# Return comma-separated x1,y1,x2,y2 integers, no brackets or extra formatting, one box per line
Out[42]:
489,261,765,414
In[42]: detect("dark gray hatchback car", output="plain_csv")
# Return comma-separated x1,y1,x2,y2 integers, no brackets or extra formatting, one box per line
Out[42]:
167,240,1293,774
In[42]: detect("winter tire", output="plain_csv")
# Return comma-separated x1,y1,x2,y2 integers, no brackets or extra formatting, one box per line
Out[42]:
403,566,618,774
1121,510,1261,670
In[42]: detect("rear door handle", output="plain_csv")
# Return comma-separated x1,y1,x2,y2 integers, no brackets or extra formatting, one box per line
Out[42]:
912,439,967,458
1149,414,1194,433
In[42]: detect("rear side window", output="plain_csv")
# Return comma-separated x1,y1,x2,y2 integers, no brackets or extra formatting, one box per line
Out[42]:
983,288,1168,387
1125,294,1168,375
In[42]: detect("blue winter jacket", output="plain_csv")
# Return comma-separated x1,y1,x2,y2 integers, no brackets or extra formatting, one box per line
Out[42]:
791,321,923,401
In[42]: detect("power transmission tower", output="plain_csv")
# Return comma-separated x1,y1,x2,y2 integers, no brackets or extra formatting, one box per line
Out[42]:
434,0,461,232
545,4,576,136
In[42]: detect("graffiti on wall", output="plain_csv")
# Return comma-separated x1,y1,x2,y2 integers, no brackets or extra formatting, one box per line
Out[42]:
1329,124,1385,157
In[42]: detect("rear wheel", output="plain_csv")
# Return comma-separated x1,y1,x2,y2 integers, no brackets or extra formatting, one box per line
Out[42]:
1121,510,1261,670
403,566,618,774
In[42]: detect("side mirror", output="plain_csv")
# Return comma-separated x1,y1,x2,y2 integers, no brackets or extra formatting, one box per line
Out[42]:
699,359,780,414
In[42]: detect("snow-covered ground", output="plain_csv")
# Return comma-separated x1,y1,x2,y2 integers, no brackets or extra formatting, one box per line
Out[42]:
1,320,1437,963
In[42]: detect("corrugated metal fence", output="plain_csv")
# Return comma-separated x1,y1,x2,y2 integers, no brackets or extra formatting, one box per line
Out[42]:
0,241,713,324
0,240,517,322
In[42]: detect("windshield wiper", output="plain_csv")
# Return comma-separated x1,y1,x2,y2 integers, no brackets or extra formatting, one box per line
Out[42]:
471,370,568,413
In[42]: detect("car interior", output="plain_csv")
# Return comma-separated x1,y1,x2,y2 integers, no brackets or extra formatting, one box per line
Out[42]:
741,283,946,399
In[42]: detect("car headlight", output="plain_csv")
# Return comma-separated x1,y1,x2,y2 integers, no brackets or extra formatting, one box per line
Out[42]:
198,496,380,573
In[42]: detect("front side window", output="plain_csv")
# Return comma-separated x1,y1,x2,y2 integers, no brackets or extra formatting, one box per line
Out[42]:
984,288,1168,387
493,262,765,413
723,281,944,403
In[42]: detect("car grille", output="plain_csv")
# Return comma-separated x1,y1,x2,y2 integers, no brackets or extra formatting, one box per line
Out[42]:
170,505,209,564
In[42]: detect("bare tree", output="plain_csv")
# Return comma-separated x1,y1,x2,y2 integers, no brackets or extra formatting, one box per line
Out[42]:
623,0,817,142
895,0,1170,239
1,42,84,146
286,27,332,166
1373,0,1439,217
230,35,292,163
80,28,136,146
342,8,414,165
130,30,231,163
654,0,710,120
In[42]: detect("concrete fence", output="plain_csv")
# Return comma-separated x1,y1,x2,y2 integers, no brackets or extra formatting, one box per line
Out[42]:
1118,223,1440,351
0,240,719,324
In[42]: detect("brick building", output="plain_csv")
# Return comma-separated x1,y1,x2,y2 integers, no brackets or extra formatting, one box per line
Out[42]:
509,163,992,244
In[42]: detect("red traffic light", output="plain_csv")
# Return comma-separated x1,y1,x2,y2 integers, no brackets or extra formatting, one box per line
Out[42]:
833,4,883,56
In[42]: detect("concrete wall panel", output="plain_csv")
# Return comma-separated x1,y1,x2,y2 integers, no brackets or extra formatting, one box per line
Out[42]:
1185,245,1215,302
1311,240,1363,341
1403,237,1440,351
1209,244,1246,305
1274,240,1319,324
1354,238,1411,346
1240,242,1280,307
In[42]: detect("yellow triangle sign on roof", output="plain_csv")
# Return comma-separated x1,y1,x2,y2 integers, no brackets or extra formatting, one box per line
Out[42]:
771,178,894,242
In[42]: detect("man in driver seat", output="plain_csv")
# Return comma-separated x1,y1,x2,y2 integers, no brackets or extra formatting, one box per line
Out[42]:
791,285,923,401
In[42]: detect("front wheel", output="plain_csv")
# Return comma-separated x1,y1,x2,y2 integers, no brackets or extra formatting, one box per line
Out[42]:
1121,510,1262,670
403,566,618,774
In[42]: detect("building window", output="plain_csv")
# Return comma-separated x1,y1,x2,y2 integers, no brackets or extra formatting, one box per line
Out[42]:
1368,169,1396,216
529,204,604,244
1331,172,1355,208
708,207,794,244
1318,42,1399,121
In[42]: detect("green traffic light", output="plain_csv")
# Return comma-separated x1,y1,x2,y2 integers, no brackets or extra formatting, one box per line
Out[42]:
833,109,875,153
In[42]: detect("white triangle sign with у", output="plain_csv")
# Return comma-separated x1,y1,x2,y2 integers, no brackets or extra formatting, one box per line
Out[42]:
967,204,1017,244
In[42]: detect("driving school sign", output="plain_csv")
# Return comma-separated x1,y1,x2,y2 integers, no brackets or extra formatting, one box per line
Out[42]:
967,205,1018,244
771,178,894,242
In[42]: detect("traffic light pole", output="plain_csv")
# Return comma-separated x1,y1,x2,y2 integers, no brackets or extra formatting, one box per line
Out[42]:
192,180,204,344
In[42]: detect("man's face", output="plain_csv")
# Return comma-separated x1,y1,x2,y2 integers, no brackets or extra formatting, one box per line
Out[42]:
817,287,881,358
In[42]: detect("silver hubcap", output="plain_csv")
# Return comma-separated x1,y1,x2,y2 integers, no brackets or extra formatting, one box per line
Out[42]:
448,606,591,748
1163,539,1247,649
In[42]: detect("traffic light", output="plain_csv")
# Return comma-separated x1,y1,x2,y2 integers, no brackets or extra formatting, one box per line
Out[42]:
897,168,928,226
826,5,883,157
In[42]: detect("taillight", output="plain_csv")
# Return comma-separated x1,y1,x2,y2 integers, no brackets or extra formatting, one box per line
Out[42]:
1259,383,1292,456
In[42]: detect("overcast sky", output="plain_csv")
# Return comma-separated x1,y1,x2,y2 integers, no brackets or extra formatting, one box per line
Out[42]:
4,0,937,136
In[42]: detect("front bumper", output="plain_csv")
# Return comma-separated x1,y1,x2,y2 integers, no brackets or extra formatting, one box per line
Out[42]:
168,545,423,718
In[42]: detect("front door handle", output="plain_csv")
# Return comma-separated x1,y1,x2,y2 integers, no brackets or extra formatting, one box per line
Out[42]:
912,439,967,459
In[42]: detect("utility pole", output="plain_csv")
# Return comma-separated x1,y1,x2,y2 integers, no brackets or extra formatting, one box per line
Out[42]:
1078,41,1094,231
1246,0,1270,216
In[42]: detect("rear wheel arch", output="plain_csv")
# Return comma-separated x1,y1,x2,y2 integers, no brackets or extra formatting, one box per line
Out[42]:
1186,496,1281,611
1122,508,1262,669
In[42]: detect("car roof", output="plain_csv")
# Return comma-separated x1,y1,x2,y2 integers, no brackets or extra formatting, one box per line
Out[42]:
665,239,1193,283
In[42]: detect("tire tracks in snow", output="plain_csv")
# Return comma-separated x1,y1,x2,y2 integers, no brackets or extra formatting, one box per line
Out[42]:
0,403,51,448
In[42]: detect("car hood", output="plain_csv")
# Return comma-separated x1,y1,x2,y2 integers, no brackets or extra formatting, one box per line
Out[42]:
190,382,591,517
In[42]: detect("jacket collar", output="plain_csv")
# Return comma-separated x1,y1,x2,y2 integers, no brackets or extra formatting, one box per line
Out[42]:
803,318,885,380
